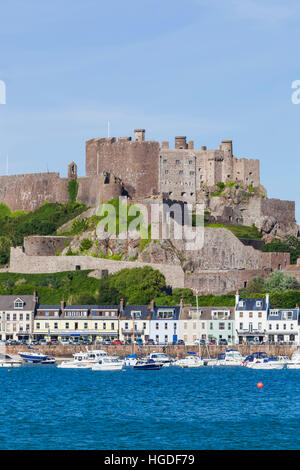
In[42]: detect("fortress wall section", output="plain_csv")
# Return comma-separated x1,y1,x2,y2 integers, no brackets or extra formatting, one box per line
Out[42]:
24,236,73,256
261,198,296,226
232,157,260,187
86,138,160,199
9,247,185,288
0,173,69,212
184,269,263,295
77,175,102,207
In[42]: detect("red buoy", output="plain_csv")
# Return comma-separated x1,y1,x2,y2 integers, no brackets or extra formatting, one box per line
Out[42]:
257,382,263,389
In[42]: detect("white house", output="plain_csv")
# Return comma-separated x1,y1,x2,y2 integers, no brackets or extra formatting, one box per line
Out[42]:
0,293,38,341
267,308,300,345
234,293,270,345
149,305,182,344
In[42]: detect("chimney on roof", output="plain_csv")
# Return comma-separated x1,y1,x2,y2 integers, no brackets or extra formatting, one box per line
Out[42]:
120,298,124,312
61,299,65,311
150,299,155,310
33,290,39,305
180,298,184,308
235,291,240,307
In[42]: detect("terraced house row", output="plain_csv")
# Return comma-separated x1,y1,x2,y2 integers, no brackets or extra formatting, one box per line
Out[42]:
0,292,299,345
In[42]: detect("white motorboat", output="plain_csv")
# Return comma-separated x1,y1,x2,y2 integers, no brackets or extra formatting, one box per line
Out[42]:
91,357,124,371
285,350,300,369
147,352,175,367
57,349,116,369
0,353,22,367
242,352,284,369
245,358,284,369
215,349,244,366
175,355,204,368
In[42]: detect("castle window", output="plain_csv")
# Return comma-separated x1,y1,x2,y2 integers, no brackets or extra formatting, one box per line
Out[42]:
179,170,183,175
189,160,192,164
176,160,180,165
190,171,195,175
163,160,167,164
165,170,168,175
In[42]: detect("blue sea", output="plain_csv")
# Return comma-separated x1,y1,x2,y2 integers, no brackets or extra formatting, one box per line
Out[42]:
0,365,299,450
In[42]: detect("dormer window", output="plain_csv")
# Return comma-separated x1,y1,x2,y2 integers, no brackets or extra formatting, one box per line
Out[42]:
14,298,24,309
238,301,244,307
256,301,262,308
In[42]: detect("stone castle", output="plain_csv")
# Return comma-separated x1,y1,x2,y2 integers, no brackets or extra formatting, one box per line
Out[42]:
0,129,260,210
1,128,299,295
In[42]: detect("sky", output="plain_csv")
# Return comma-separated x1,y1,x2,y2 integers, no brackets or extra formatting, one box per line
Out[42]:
0,0,300,221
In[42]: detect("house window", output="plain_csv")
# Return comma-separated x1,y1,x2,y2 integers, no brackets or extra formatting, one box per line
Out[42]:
14,299,24,309
111,323,115,330
26,314,30,321
239,312,243,318
239,323,243,330
84,323,88,329
165,323,168,330
125,323,128,330
210,322,213,330
258,312,262,318
219,322,225,330
95,323,98,330
269,324,272,330
36,323,40,330
256,301,262,308
65,323,69,329
249,312,253,318
13,314,17,321
54,323,58,329
164,335,168,343
103,323,106,330
156,323,159,330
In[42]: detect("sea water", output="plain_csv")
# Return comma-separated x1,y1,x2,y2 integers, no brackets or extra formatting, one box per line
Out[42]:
0,365,299,450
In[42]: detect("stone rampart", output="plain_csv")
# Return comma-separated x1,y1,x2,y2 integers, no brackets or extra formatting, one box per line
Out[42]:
9,247,185,288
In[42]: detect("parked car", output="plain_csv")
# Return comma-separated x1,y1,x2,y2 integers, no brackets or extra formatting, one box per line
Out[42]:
177,339,185,345
51,339,59,345
20,339,29,345
219,339,228,345
39,339,48,346
30,340,39,345
146,339,155,345
60,338,69,345
101,340,112,345
113,340,123,345
209,339,217,345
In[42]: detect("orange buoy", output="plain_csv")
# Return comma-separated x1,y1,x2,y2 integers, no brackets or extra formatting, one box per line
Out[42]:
257,382,263,388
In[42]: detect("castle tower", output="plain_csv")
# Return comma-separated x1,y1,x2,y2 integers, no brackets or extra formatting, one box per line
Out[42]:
221,140,233,182
175,136,188,149
68,161,77,179
134,129,146,142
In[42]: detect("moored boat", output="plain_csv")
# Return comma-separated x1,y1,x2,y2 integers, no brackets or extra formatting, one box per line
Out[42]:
19,351,49,364
175,354,204,368
0,353,22,367
147,352,175,367
216,349,244,366
57,349,117,369
133,359,163,370
91,357,124,371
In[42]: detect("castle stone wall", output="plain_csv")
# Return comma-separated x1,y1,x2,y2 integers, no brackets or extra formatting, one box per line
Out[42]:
9,247,185,288
23,236,73,256
0,173,69,211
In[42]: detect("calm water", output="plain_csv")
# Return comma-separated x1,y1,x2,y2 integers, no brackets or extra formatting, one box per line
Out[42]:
0,365,299,450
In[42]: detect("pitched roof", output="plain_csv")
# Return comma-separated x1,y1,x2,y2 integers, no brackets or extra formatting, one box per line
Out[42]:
0,295,37,311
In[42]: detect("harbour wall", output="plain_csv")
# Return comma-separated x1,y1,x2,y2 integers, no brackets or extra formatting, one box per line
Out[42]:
7,344,299,359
